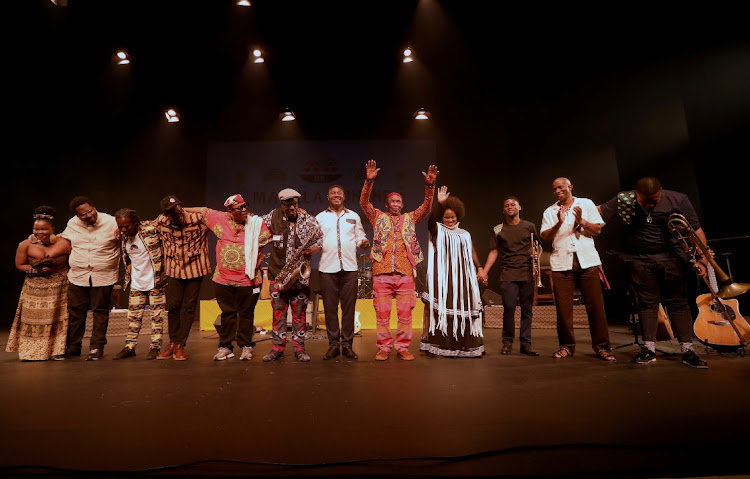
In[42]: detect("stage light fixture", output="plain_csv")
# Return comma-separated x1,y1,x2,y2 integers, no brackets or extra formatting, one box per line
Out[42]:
237,0,251,5
414,108,430,120
165,109,180,123
115,50,130,65
281,109,296,122
403,47,414,63
252,49,264,63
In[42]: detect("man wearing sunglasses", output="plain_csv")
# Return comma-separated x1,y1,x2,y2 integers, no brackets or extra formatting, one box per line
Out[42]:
184,194,273,361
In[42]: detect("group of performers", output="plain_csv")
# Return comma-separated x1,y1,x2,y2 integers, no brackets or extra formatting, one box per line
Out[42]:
7,161,712,368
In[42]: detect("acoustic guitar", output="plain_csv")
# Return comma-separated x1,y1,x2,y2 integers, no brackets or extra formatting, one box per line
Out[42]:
693,265,750,347
656,304,674,341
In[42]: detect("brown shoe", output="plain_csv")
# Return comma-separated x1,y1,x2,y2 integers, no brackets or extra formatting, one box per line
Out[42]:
397,349,415,361
156,342,176,360
341,346,358,360
375,349,390,361
173,344,188,361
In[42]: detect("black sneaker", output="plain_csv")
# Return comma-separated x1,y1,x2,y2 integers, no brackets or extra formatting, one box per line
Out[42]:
262,349,284,362
53,347,81,361
113,347,136,360
633,348,656,364
682,350,708,369
86,348,103,361
146,347,160,360
501,343,512,355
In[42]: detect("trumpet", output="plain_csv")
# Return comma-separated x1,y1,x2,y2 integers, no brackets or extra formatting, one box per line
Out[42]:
667,213,750,299
531,233,543,288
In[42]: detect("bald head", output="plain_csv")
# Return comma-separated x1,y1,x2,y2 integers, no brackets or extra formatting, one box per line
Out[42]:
552,177,573,204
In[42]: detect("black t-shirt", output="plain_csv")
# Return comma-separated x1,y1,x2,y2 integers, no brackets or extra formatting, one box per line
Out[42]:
598,189,701,262
489,220,538,281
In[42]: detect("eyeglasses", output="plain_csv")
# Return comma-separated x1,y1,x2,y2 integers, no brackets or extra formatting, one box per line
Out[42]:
232,204,248,211
77,209,96,218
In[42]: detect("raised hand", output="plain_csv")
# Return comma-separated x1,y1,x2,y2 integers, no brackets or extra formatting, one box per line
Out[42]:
437,186,450,204
365,159,380,181
422,164,439,185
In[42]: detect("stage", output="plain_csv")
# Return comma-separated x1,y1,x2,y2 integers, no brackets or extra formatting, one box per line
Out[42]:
2,320,750,479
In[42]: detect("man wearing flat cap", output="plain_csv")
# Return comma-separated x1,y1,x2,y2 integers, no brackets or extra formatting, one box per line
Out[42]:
183,194,273,361
360,159,438,361
146,195,210,360
260,188,323,362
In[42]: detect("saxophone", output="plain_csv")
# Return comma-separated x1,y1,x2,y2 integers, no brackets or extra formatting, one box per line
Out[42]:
275,234,316,292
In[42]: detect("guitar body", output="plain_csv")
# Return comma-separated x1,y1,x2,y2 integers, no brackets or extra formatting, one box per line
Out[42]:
694,293,750,347
656,304,674,341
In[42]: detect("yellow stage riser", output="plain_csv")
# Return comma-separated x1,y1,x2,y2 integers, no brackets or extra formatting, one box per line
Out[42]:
200,299,425,331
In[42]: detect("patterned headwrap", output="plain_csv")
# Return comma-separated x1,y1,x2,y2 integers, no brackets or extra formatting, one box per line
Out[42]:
224,194,246,209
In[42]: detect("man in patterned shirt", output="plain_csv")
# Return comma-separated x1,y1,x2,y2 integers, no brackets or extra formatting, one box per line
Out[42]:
360,160,438,361
150,196,210,361
184,194,273,361
261,188,323,363
112,208,166,361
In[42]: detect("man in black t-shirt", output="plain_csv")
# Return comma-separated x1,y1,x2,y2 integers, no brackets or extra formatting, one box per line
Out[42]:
479,197,540,356
598,177,709,368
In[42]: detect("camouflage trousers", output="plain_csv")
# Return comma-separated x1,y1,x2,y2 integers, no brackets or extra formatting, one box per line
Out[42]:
125,287,166,349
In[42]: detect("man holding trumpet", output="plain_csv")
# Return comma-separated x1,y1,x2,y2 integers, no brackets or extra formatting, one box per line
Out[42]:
478,196,540,356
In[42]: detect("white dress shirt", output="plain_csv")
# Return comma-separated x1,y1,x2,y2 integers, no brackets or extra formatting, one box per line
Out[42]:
59,212,120,287
315,207,367,273
540,197,604,271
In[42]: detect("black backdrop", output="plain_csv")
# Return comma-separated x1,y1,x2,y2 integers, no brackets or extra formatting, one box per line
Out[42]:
4,0,749,325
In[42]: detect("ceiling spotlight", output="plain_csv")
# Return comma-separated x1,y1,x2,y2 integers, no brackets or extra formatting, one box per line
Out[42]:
237,0,251,5
403,47,414,63
281,108,296,122
252,49,264,63
115,50,130,65
414,108,430,120
165,109,180,123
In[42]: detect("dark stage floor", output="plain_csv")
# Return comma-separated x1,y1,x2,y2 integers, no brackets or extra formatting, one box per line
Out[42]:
2,320,750,479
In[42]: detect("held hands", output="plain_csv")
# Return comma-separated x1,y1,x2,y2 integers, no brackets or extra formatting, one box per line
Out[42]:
365,159,380,180
423,165,439,185
477,267,488,285
437,186,450,204
358,239,371,249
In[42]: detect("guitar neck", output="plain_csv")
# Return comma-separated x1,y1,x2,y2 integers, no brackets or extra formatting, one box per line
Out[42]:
707,263,719,294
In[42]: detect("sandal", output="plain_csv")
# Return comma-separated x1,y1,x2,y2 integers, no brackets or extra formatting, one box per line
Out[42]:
552,346,572,359
596,349,617,362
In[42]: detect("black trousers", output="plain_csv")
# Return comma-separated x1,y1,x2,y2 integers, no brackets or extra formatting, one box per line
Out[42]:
629,259,694,343
165,276,203,345
319,270,358,348
67,281,115,351
214,282,260,350
499,280,535,345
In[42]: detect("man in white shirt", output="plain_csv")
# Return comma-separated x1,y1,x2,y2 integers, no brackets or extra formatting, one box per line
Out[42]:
540,178,615,362
54,196,120,361
112,209,166,361
315,185,370,360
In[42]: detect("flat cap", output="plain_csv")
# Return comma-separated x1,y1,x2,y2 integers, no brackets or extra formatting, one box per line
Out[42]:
278,188,301,201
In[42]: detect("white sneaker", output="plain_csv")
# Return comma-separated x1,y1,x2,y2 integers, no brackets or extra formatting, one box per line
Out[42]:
213,347,235,361
240,346,253,361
